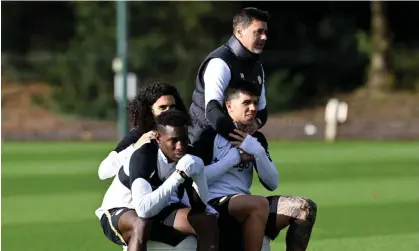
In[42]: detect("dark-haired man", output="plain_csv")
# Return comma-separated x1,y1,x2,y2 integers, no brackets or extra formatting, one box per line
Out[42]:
194,80,317,251
189,7,270,145
95,109,219,251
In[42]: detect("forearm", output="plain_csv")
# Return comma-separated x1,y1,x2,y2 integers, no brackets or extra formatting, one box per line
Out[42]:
206,100,237,141
253,154,279,191
240,135,278,190
132,172,185,218
98,145,135,180
183,170,209,212
191,169,209,205
98,151,118,180
204,154,238,185
203,58,236,141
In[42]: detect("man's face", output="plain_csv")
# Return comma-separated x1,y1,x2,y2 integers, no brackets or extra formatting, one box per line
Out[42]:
237,19,268,54
226,92,258,125
156,125,189,162
151,95,176,116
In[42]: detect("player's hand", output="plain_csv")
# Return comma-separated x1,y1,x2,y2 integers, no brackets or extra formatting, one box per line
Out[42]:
244,119,260,135
229,129,248,147
229,129,255,163
176,155,203,178
134,130,156,149
239,149,254,164
237,120,260,135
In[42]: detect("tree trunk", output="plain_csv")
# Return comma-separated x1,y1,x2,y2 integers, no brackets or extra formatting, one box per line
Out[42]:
367,1,395,92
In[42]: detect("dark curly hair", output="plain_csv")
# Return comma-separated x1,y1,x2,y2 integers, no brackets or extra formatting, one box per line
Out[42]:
127,80,189,136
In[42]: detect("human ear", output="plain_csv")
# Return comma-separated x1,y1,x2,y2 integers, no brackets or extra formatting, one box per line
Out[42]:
226,101,233,112
155,132,161,144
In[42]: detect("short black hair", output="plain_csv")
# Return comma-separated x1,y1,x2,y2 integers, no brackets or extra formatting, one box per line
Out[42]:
127,80,188,136
232,7,270,30
155,109,191,132
224,79,261,102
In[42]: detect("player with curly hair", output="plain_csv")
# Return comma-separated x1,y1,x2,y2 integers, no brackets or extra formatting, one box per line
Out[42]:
96,109,219,251
98,80,189,180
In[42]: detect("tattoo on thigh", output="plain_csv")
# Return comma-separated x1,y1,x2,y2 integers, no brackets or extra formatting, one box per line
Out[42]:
277,196,317,222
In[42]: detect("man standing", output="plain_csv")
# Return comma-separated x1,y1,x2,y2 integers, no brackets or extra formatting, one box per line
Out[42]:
189,7,269,144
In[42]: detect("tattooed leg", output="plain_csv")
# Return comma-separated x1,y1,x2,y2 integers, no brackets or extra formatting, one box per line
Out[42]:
275,196,317,251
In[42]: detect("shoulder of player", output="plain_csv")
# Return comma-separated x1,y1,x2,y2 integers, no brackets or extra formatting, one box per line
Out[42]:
125,130,140,141
193,128,217,150
128,141,158,177
192,126,217,146
114,130,140,152
206,58,231,73
186,144,197,156
189,127,217,165
201,126,218,139
130,141,158,160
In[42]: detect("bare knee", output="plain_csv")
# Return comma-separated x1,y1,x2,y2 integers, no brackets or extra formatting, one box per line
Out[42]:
230,195,269,222
252,196,270,218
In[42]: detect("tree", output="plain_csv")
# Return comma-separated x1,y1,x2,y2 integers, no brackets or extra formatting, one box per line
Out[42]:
35,2,238,119
366,1,395,92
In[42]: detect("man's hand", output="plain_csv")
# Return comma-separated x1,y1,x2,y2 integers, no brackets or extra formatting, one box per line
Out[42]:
134,131,156,149
176,155,203,178
229,129,255,163
237,119,260,135
239,150,254,164
229,129,248,147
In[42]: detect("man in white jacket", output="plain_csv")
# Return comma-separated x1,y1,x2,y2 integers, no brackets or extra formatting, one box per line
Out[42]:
193,79,318,251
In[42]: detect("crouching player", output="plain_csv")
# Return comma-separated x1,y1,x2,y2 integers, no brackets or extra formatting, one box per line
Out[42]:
193,80,317,251
95,109,219,251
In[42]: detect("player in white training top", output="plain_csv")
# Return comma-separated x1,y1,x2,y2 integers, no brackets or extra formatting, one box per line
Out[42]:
193,80,318,251
96,109,219,251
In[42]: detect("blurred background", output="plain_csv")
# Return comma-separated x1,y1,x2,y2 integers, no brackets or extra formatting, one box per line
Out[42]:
1,1,419,251
2,1,419,141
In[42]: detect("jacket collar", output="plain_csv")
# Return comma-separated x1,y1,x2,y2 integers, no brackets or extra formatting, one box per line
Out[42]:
226,35,260,63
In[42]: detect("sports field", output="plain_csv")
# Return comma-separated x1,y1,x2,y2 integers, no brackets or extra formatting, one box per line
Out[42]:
2,141,419,251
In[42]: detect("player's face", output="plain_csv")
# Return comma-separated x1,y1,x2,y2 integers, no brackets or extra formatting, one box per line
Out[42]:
238,19,268,54
157,125,189,162
226,92,258,125
151,95,176,116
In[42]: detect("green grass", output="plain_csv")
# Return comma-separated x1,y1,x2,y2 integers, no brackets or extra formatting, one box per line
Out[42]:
2,141,419,251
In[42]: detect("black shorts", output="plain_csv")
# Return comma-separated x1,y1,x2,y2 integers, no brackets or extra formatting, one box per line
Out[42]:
99,203,190,247
209,195,280,241
209,195,243,251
